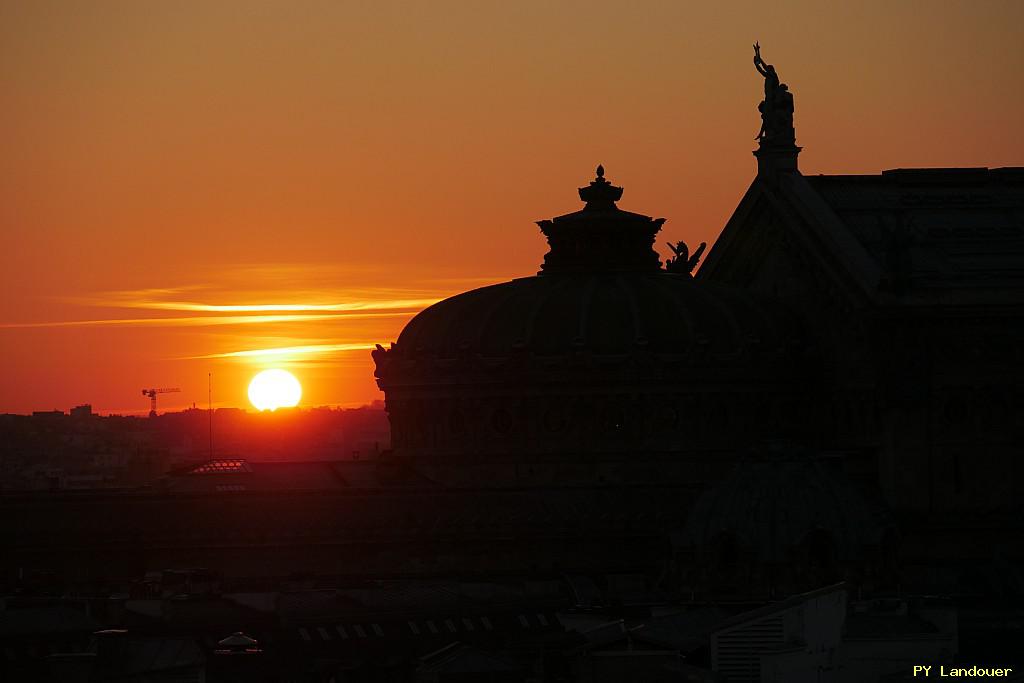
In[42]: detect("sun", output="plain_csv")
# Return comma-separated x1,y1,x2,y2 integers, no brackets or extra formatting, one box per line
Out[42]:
248,369,302,411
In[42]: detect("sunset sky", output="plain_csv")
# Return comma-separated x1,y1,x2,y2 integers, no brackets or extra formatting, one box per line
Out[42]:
2,1,1023,414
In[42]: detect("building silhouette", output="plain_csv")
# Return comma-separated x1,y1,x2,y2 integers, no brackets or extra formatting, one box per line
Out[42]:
2,52,1023,681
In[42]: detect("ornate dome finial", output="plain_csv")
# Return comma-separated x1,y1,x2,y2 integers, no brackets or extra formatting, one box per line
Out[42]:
578,165,623,206
536,167,664,274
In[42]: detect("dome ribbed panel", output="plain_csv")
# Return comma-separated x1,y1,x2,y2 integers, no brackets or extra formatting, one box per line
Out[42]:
397,283,512,356
527,277,587,356
583,276,637,354
622,275,692,352
476,279,541,357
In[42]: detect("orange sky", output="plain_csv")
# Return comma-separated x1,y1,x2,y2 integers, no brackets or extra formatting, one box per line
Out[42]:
2,1,1023,414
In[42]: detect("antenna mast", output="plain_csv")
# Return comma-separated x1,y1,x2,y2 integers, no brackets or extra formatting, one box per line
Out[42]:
208,373,213,458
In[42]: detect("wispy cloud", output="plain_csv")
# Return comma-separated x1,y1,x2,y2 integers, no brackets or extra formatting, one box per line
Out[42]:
0,312,407,329
185,343,376,360
118,298,441,313
10,266,503,332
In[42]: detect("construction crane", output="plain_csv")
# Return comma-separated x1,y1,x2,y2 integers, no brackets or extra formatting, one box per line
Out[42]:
142,387,180,417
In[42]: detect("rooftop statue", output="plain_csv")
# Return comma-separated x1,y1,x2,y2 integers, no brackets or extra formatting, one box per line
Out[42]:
665,240,706,276
753,42,796,146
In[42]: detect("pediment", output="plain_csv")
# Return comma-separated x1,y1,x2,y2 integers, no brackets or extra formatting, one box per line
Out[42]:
698,175,878,310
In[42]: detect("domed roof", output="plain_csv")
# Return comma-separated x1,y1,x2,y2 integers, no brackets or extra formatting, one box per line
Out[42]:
377,167,802,373
396,272,791,360
372,168,811,461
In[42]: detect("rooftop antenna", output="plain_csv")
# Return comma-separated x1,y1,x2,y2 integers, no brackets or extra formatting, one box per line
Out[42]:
208,373,213,458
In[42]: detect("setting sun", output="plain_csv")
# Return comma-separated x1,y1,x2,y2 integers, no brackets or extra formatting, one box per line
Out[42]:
247,369,302,411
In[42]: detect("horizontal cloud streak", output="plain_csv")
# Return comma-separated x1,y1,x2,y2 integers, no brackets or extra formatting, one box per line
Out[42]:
186,343,376,360
123,297,441,313
6,275,467,346
0,312,409,329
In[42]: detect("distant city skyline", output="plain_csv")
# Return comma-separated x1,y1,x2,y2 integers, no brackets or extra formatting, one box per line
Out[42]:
2,1,1023,414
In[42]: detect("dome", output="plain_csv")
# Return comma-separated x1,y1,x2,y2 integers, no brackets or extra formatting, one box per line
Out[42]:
395,273,791,360
373,168,808,460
